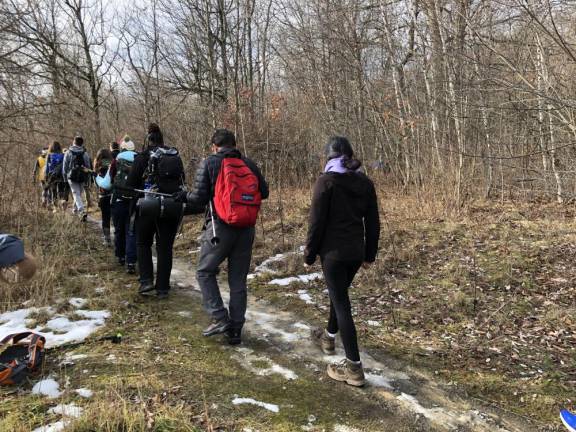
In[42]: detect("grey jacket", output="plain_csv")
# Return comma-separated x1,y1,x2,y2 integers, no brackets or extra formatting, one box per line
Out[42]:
63,145,92,181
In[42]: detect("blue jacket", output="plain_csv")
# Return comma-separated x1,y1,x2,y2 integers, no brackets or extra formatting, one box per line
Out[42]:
0,234,25,267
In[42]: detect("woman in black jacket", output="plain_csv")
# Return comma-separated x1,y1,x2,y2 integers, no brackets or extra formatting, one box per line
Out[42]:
304,136,380,387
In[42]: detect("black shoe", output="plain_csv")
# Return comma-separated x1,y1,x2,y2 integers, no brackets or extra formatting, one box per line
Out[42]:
227,328,242,345
156,291,169,300
202,318,230,337
126,263,136,275
117,258,126,267
138,281,155,295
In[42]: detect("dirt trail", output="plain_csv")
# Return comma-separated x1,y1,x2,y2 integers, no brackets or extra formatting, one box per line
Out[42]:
167,256,536,432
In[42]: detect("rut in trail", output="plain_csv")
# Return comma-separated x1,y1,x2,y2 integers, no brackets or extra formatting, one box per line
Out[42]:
166,255,536,432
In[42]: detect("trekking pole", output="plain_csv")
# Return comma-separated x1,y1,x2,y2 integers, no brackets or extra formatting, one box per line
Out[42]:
133,189,173,197
208,201,220,245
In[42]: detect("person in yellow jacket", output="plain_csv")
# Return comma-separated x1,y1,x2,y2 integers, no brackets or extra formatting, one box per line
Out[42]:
33,147,49,206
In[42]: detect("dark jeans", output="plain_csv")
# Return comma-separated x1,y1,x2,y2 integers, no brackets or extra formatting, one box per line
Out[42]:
322,259,362,362
112,199,136,264
196,221,255,328
136,211,179,293
98,195,111,232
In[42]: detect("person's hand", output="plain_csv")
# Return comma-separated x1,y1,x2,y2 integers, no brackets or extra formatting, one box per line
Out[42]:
361,262,373,269
172,190,188,203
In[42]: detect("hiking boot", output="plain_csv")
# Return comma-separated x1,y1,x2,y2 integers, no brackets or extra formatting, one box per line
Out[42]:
326,359,366,387
312,328,335,355
138,281,155,295
156,291,169,300
81,213,88,222
227,328,242,345
126,263,136,275
202,318,230,337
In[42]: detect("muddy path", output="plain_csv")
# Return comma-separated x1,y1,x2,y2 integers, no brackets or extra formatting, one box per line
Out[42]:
166,254,536,432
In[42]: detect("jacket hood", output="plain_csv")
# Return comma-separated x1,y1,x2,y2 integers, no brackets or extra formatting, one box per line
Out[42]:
217,147,241,158
69,145,85,153
117,150,136,162
326,171,368,197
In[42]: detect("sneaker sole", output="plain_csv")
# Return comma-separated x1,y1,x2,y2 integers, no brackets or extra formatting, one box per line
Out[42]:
203,323,231,337
561,414,576,432
326,366,366,387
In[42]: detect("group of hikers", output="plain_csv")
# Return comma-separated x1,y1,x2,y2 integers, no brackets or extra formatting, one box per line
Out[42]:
15,125,576,424
29,125,381,386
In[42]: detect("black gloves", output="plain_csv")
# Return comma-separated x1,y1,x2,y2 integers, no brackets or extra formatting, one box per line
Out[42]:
172,191,188,203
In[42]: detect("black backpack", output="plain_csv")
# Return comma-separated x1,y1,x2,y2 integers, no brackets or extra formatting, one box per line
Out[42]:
68,150,87,183
113,157,134,199
146,147,184,194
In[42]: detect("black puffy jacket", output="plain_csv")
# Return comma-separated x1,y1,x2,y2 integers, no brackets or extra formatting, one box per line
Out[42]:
186,147,269,220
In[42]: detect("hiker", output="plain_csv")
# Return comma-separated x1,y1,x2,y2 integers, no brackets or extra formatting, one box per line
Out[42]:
44,141,67,210
33,148,49,206
126,124,185,298
63,136,92,221
174,128,269,345
305,136,380,387
94,148,113,246
0,234,37,284
110,141,120,159
105,136,137,274
561,410,576,432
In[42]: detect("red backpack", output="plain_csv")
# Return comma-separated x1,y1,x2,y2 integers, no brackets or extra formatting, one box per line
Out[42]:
213,158,262,227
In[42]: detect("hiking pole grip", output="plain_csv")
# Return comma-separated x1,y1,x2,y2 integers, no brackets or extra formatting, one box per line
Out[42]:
208,201,220,245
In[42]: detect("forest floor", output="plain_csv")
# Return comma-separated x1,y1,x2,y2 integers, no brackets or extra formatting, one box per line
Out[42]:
0,190,573,431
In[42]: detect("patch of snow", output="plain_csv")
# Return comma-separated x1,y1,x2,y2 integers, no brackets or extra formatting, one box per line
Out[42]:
366,372,393,389
94,286,106,294
232,397,279,413
333,426,362,432
32,378,61,399
75,388,93,398
367,320,381,327
297,290,314,304
69,298,87,308
106,354,117,362
32,421,69,432
177,311,192,318
48,403,83,418
231,348,298,380
0,307,110,349
247,311,301,342
268,273,323,286
293,322,311,331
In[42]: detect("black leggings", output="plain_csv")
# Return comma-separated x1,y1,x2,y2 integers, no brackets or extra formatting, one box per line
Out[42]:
98,195,111,231
322,259,362,362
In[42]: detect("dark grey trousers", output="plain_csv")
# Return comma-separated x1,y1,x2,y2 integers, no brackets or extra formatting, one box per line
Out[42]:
196,220,255,328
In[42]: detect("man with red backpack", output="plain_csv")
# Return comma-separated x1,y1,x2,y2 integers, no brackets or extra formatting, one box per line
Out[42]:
175,129,269,345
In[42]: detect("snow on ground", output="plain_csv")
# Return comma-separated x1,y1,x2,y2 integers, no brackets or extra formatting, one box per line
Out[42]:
246,310,301,342
268,272,323,286
366,320,381,327
32,420,69,432
0,306,110,349
32,378,61,399
232,397,280,413
75,388,93,398
68,298,88,308
297,289,314,304
177,311,193,318
48,403,83,418
333,425,362,432
248,246,306,280
231,347,298,380
293,322,311,331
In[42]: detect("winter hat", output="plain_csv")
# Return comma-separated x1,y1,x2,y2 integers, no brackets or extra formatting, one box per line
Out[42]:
121,135,135,151
121,140,135,151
